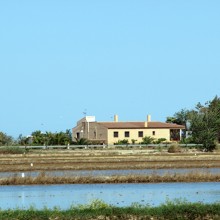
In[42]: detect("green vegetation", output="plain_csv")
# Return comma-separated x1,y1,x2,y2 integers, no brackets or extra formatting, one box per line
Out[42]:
141,136,155,144
73,137,89,145
114,137,167,145
114,139,129,145
0,200,219,220
0,130,73,147
1,95,220,151
141,136,167,145
168,95,220,151
0,132,14,146
154,138,167,144
0,146,26,154
8,130,72,147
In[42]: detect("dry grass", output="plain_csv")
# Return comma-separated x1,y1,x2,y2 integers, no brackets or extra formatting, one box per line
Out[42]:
0,149,219,172
0,171,220,185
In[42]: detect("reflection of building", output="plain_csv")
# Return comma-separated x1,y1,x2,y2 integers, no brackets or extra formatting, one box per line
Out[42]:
72,115,185,145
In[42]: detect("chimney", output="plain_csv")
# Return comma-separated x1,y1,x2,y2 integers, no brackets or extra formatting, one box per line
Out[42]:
145,121,148,127
145,115,151,127
114,114,118,122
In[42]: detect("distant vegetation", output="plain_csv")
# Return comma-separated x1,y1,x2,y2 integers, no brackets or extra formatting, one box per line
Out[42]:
114,137,167,145
167,95,220,152
0,130,72,146
0,96,220,151
0,199,219,220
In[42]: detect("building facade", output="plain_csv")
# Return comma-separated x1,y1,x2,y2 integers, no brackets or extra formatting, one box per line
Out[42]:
72,115,185,145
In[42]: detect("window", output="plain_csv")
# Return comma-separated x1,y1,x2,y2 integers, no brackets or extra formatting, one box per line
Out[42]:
138,131,143,137
113,131,119,138
76,132,80,139
125,131,130,137
152,131,156,136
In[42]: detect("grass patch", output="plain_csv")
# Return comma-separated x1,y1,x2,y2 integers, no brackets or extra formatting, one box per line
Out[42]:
0,146,27,154
0,199,219,219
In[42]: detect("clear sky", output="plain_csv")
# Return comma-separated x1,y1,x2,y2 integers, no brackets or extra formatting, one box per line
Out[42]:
0,0,220,138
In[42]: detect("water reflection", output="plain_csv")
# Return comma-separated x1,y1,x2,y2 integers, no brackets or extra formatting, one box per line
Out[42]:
0,182,219,210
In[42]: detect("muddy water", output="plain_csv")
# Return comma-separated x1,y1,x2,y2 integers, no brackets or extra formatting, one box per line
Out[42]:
0,182,219,210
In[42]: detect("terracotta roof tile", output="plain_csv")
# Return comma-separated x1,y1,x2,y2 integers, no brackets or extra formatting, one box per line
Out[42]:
148,122,185,129
98,122,185,129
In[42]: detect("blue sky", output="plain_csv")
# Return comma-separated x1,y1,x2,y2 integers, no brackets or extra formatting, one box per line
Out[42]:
0,0,220,138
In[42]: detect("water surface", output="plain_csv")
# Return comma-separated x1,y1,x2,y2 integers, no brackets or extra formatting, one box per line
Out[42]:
0,182,219,210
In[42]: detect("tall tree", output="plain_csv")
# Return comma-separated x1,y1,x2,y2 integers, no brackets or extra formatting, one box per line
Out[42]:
167,96,220,151
166,109,190,128
190,106,219,151
31,130,45,145
0,132,13,146
186,97,220,151
208,96,220,141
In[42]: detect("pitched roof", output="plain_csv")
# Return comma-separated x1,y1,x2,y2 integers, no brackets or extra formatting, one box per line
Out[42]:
98,122,185,129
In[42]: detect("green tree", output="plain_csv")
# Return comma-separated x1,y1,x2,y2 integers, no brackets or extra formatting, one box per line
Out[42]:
190,99,220,151
191,111,217,151
31,130,72,146
0,132,13,146
166,109,190,127
44,132,55,145
209,95,220,141
31,130,45,145
167,96,220,151
17,134,29,146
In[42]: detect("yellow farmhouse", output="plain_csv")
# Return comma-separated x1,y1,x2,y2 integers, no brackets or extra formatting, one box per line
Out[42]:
72,115,185,145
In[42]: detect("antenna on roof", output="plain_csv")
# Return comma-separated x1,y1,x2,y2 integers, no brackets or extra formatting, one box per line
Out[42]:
83,109,87,117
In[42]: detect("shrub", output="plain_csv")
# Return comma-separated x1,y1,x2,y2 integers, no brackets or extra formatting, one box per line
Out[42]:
141,136,155,144
114,139,129,145
168,144,181,153
153,138,167,144
131,139,137,144
73,138,90,145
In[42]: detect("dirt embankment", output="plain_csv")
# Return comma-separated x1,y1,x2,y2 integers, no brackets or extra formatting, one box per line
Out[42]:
0,149,219,172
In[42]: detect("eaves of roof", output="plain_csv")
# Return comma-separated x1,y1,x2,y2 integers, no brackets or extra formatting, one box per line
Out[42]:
98,122,185,129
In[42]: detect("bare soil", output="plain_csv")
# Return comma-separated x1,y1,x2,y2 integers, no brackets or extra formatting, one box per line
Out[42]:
0,148,219,172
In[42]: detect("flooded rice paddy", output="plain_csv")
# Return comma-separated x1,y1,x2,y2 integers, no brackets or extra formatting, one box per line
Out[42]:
0,182,219,210
0,167,219,210
0,167,220,178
